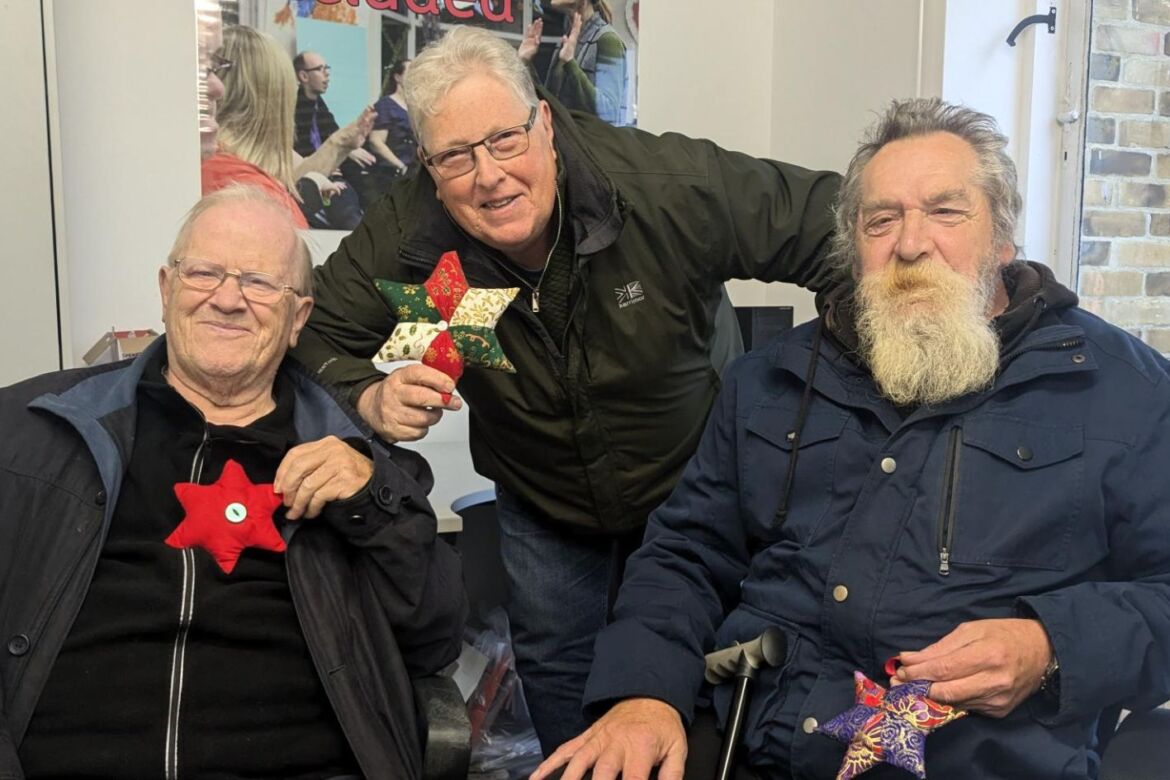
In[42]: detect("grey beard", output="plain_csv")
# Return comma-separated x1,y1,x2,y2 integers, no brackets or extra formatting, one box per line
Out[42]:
857,262,1001,406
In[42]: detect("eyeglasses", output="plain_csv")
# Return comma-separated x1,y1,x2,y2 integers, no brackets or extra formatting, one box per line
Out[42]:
422,107,538,180
301,64,331,74
206,52,233,80
173,258,300,304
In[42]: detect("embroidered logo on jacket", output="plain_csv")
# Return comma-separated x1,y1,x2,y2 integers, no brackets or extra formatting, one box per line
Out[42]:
614,281,645,308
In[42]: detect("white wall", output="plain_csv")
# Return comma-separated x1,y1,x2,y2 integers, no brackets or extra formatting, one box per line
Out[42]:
1,0,63,385
50,0,201,364
772,0,942,173
639,0,944,326
638,0,776,158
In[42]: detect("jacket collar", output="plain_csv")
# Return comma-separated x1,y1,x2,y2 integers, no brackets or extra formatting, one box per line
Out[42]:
768,314,1096,434
27,337,370,496
817,260,1079,359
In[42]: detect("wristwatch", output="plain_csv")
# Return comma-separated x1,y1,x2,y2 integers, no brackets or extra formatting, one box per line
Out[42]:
1039,656,1061,700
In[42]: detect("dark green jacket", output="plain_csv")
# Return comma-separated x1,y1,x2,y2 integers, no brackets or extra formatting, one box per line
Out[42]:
294,99,841,534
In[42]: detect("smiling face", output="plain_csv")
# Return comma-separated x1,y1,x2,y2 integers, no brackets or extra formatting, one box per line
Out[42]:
852,132,1015,405
159,201,312,402
421,72,558,269
855,131,1015,317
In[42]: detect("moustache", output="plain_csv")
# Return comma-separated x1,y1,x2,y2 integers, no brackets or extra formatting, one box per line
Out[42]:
875,262,958,300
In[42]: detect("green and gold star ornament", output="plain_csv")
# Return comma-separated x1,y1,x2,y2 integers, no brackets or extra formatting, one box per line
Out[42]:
374,251,517,403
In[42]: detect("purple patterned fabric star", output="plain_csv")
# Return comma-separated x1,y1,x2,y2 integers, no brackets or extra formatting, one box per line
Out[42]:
817,671,967,779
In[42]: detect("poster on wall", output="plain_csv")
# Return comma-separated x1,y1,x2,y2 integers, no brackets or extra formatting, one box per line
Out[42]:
195,0,639,232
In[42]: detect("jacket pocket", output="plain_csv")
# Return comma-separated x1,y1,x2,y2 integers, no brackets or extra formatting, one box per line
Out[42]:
948,415,1084,571
741,404,849,547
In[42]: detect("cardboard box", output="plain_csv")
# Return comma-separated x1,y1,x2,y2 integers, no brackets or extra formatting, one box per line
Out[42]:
82,328,160,366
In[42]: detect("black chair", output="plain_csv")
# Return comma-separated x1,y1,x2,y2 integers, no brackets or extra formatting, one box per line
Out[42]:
414,675,472,780
452,492,509,622
1099,707,1170,780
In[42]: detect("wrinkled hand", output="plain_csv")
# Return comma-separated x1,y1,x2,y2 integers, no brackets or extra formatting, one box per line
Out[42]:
892,618,1053,718
357,364,463,444
519,19,543,62
558,13,582,64
348,147,377,167
530,699,687,780
274,435,373,520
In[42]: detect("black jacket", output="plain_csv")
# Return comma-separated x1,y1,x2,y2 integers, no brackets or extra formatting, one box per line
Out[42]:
294,89,340,158
0,338,466,779
294,95,842,534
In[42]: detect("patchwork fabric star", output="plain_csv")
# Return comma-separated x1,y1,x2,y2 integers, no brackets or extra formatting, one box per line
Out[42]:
817,671,967,780
374,251,518,403
165,459,286,574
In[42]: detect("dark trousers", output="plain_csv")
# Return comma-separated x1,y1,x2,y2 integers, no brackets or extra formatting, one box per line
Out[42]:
495,486,642,755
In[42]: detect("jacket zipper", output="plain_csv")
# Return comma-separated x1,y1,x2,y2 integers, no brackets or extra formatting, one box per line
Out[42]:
164,548,197,780
164,429,209,779
936,426,962,576
483,188,564,315
1002,336,1084,365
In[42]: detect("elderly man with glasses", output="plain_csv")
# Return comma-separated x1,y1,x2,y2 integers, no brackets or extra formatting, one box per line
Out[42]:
0,185,466,778
294,26,842,753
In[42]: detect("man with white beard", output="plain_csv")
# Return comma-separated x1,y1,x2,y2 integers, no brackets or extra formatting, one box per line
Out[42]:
534,98,1170,780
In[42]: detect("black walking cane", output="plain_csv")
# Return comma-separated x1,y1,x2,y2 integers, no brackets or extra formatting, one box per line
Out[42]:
703,628,787,780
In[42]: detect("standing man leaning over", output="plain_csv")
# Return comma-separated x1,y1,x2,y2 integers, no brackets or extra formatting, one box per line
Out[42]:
292,26,841,753
536,99,1170,780
0,186,465,779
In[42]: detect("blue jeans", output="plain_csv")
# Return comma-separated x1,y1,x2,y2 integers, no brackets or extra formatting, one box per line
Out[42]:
495,486,639,755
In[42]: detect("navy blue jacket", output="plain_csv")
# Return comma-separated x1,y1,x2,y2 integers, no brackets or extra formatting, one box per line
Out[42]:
585,305,1170,779
0,339,466,779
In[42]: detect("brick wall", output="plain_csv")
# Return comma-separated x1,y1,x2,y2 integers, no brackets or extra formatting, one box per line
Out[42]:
1078,0,1170,351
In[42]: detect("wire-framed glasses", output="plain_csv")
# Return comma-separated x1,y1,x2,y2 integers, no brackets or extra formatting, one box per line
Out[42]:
423,107,539,180
173,258,299,304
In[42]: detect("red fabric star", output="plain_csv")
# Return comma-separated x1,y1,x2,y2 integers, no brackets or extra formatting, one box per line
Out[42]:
165,459,286,574
419,251,470,387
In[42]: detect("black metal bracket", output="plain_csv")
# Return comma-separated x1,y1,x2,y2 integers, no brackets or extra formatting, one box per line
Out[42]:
1007,5,1057,47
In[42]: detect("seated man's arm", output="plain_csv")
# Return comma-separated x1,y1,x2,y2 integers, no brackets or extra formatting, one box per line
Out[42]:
899,369,1170,723
535,698,686,780
276,436,467,676
1017,378,1170,722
